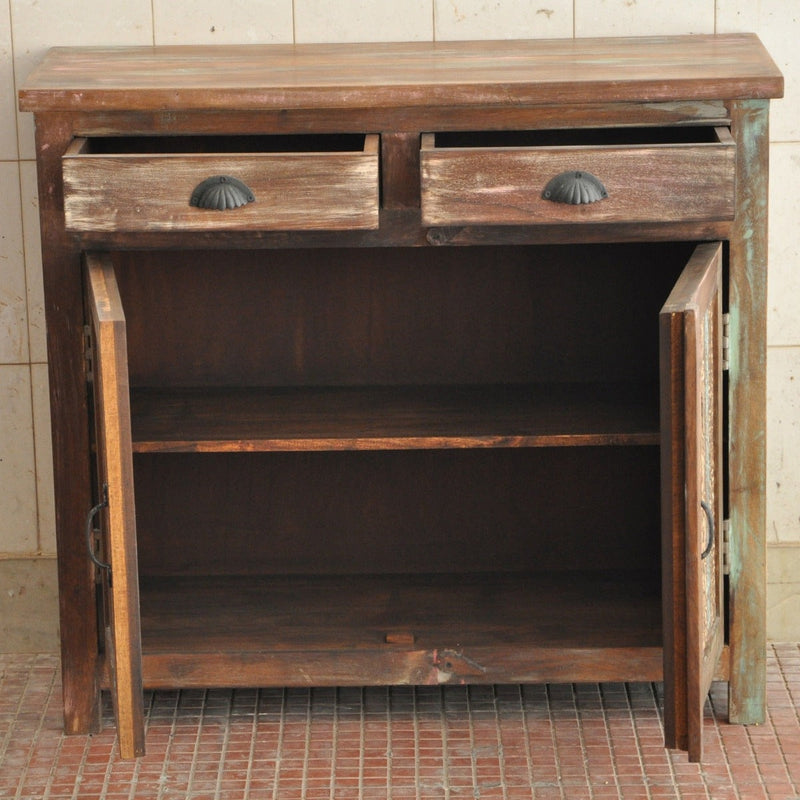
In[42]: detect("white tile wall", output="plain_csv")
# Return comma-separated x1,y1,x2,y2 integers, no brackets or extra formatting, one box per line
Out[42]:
0,559,60,651
717,0,800,142
11,0,154,160
0,365,38,554
574,0,714,37
767,544,800,642
30,363,55,554
0,2,17,160
2,0,799,642
153,0,294,45
768,347,800,544
295,0,433,42
434,0,573,41
0,162,28,366
19,162,45,365
768,143,800,347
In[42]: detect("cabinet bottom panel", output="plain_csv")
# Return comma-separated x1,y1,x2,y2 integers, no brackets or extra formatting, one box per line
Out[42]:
133,571,663,688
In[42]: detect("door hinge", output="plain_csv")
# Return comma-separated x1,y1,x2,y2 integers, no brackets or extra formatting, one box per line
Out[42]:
722,313,730,372
722,519,730,575
83,325,94,383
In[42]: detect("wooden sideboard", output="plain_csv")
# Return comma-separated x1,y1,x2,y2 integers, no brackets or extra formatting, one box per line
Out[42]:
19,34,783,761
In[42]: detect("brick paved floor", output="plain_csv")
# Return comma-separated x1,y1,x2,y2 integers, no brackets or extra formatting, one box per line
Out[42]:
1,644,798,799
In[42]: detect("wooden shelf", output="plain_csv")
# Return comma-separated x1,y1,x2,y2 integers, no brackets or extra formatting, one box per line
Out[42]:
137,571,664,688
130,383,660,452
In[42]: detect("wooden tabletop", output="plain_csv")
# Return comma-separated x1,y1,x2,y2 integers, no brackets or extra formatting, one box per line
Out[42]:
19,34,783,113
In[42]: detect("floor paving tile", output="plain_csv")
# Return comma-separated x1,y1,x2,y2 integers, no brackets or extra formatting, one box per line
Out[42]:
1,644,799,798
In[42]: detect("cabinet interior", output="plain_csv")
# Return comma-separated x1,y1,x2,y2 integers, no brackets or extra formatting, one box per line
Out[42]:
433,126,728,148
79,133,370,154
97,241,698,676
80,126,725,154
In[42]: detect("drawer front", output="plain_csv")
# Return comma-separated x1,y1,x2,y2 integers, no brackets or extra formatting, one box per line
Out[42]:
63,135,379,233
420,128,735,227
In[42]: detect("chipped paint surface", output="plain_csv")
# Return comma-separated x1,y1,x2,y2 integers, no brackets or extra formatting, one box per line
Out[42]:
728,98,770,726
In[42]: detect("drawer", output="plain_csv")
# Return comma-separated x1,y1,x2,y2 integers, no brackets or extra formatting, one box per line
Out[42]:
63,134,379,233
420,127,735,227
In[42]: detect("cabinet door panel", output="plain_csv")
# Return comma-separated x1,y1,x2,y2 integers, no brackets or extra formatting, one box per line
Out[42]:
660,241,724,763
86,253,145,759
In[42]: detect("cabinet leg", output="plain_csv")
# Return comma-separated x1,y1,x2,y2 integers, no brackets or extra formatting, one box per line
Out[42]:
59,657,102,736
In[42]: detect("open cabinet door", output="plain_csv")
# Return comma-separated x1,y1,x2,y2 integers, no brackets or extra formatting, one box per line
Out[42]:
86,253,145,759
660,242,724,763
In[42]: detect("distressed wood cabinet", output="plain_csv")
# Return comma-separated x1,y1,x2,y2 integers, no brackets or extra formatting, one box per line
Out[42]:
19,35,782,761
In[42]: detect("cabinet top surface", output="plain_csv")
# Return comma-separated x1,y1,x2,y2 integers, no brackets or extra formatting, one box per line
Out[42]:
19,33,782,113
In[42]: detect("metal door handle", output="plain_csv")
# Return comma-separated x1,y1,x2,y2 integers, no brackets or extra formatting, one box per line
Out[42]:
700,500,715,559
86,484,111,571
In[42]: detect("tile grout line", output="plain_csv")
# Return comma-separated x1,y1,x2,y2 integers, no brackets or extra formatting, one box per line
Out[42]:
39,664,66,800
213,690,234,800
787,642,800,795
271,689,287,800
711,684,744,800
768,642,800,797
125,713,145,800
777,642,800,719
358,687,366,799
413,687,422,800
545,683,566,800
10,0,44,554
468,686,480,800
743,696,775,799
575,684,596,800
599,683,623,799
185,688,209,799
7,0,19,160
517,685,537,800
386,686,393,800
300,688,312,800
656,683,685,800
329,688,339,800
111,692,145,799
572,685,589,800
242,688,260,800
67,725,92,800
10,658,55,800
154,690,181,800
492,685,510,800
0,657,32,772
623,682,653,800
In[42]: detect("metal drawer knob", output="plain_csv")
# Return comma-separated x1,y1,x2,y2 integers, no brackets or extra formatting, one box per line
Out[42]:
542,171,608,205
190,175,255,210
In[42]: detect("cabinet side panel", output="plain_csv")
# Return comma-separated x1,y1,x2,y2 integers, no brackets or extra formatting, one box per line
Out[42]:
727,100,769,725
34,114,102,735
